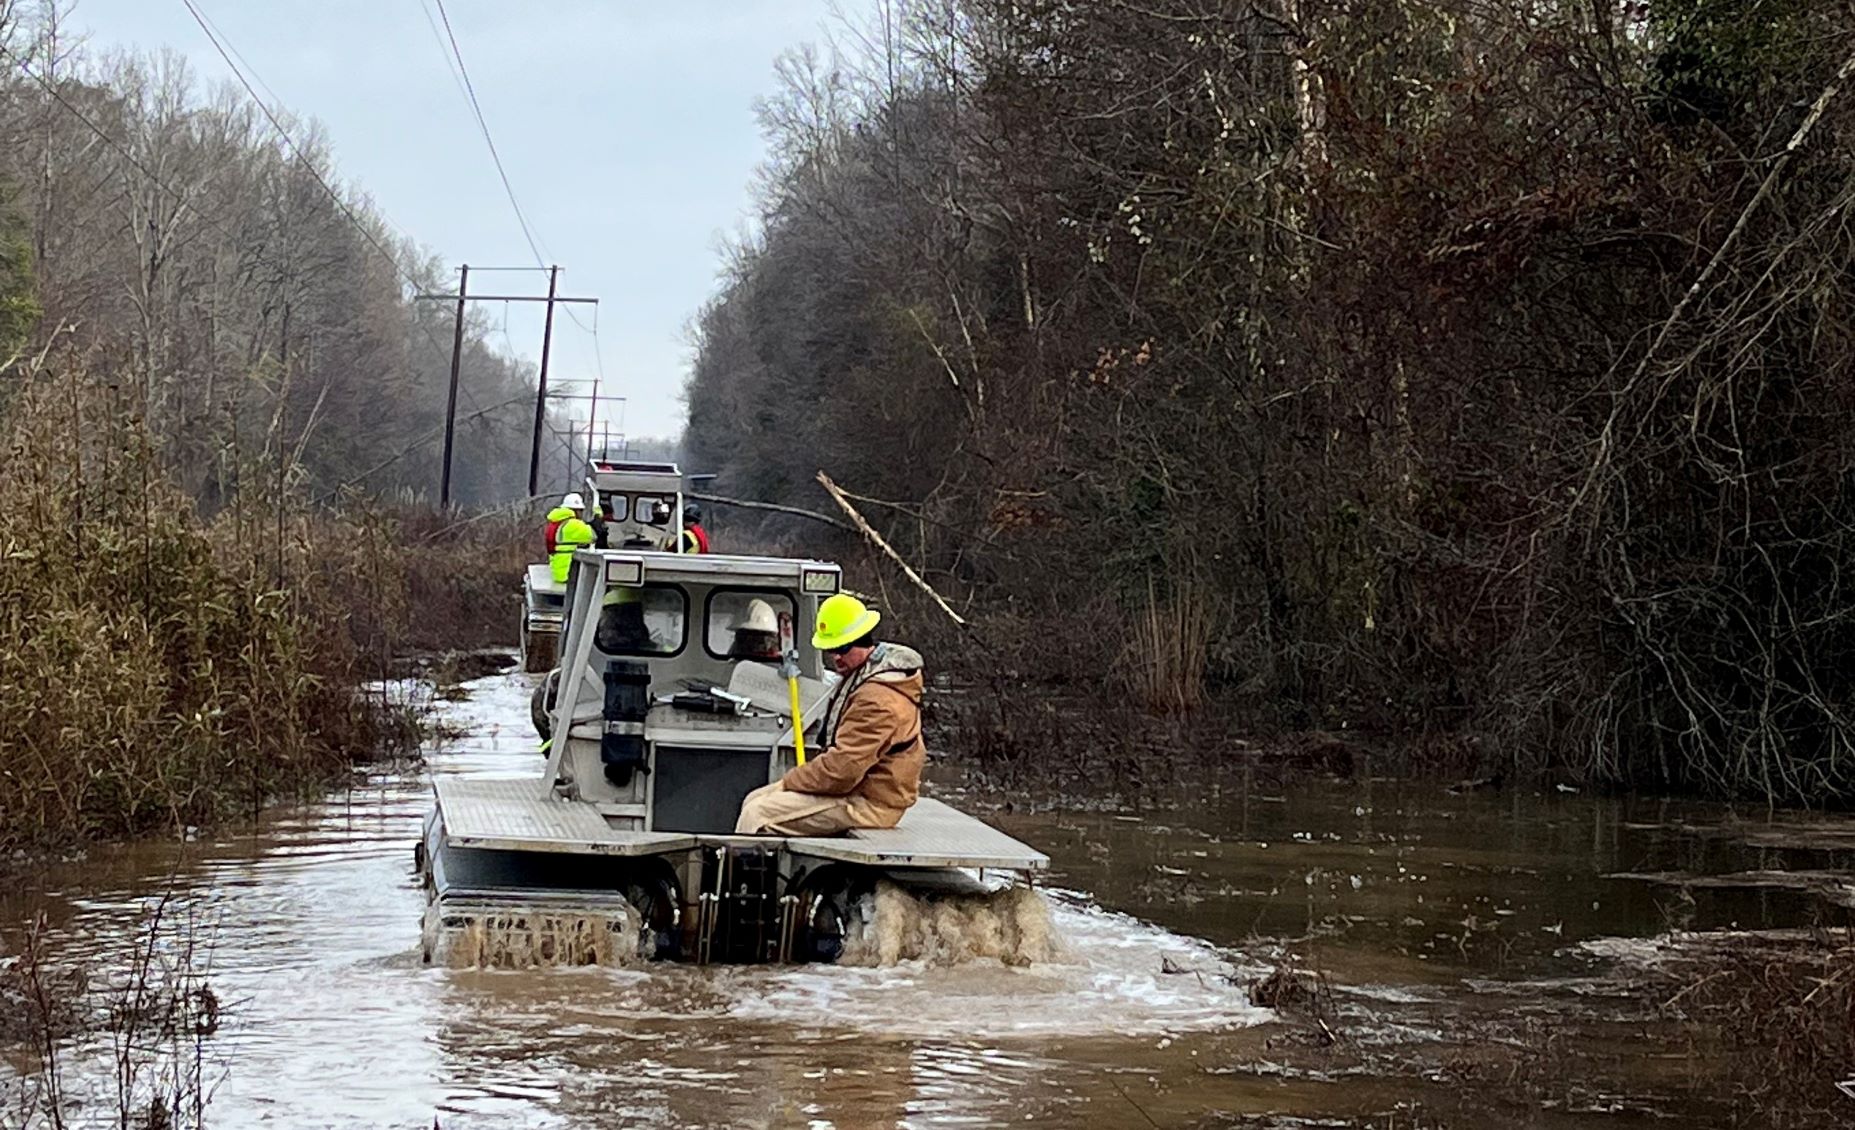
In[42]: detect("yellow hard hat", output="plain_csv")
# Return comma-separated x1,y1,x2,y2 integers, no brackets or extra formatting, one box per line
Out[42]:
813,593,880,651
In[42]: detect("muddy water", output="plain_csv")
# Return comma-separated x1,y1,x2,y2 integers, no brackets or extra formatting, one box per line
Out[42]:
5,668,1854,1128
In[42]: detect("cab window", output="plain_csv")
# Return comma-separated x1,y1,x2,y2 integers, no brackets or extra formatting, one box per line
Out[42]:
633,495,674,524
705,589,795,661
594,585,688,657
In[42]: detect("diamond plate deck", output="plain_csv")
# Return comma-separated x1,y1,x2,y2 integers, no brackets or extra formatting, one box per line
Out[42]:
434,777,694,856
787,798,1049,871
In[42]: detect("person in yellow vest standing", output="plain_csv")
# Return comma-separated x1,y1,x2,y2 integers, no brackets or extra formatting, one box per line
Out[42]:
543,492,583,553
734,594,925,836
548,507,594,585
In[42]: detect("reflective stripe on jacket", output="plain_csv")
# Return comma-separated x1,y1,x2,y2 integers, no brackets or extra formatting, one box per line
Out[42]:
548,517,594,584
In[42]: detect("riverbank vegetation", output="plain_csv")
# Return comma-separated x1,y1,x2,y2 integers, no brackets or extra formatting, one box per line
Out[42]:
0,366,524,851
0,7,538,851
686,0,1855,804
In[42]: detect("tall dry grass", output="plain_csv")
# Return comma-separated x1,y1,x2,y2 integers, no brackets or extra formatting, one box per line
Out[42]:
0,366,522,851
1123,577,1212,715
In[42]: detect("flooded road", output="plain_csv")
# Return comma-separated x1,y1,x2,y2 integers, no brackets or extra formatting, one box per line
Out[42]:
5,666,1854,1127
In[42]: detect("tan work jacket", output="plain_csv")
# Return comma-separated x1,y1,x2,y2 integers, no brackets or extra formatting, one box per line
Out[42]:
780,643,925,825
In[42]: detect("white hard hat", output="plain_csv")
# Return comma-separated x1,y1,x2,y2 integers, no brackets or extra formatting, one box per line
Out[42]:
740,599,779,634
562,492,585,510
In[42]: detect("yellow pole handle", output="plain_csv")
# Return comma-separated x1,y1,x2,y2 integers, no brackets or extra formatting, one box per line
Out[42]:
788,674,807,765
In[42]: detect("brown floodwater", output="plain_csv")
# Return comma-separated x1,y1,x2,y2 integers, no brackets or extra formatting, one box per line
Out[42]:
5,668,1855,1128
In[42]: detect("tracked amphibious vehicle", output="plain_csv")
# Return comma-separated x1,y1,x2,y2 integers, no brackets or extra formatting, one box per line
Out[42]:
425,545,1047,965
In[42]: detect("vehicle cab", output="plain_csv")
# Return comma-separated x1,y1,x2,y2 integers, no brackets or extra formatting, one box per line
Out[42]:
543,547,844,833
584,459,685,550
522,459,689,672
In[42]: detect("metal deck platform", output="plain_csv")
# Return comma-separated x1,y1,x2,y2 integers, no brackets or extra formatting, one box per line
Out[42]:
433,780,1047,872
788,798,1049,871
434,778,694,856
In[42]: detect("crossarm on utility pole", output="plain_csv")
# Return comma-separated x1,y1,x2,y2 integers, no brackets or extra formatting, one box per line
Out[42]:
412,266,597,507
411,293,597,303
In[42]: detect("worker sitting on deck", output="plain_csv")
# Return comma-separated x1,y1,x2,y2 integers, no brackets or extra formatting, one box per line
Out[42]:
543,492,584,554
727,599,782,662
735,594,924,836
678,503,710,554
548,507,594,585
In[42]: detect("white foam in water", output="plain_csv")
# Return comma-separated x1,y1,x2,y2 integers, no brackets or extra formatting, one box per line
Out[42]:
840,880,1065,968
725,887,1270,1039
422,902,641,969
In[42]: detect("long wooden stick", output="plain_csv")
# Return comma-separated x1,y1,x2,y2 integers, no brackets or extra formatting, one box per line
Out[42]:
1571,44,1855,521
816,471,967,627
688,490,855,533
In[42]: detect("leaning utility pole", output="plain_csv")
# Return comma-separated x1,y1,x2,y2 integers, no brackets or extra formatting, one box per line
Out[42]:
527,266,559,496
439,264,469,508
415,266,596,507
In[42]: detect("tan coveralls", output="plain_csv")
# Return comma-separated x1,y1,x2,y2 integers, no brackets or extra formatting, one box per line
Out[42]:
735,644,925,835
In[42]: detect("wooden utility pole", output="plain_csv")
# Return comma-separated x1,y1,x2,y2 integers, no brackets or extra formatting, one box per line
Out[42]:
439,264,469,508
527,266,559,496
415,266,595,508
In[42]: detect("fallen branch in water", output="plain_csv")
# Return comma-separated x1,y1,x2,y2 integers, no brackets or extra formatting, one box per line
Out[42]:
816,472,967,628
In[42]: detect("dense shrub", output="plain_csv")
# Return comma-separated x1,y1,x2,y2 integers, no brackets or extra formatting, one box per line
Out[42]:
0,367,523,849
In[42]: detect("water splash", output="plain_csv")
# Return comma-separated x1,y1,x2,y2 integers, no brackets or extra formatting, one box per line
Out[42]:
422,902,640,969
842,880,1064,968
725,890,1269,1039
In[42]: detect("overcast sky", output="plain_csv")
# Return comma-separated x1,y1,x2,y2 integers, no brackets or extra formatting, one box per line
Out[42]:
66,0,842,440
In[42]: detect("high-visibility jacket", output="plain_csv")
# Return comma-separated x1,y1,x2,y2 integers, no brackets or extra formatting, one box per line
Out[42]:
543,506,575,553
549,517,594,584
675,525,709,554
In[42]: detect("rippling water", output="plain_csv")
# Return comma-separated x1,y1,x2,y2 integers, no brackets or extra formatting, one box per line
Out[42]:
9,666,1855,1127
2,669,1276,1128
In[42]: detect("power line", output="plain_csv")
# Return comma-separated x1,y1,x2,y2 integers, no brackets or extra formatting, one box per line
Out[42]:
589,303,611,404
179,0,497,421
0,42,230,237
9,9,524,497
420,0,603,359
323,392,532,500
185,0,288,115
429,0,550,267
414,0,474,108
427,0,612,420
180,0,422,297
